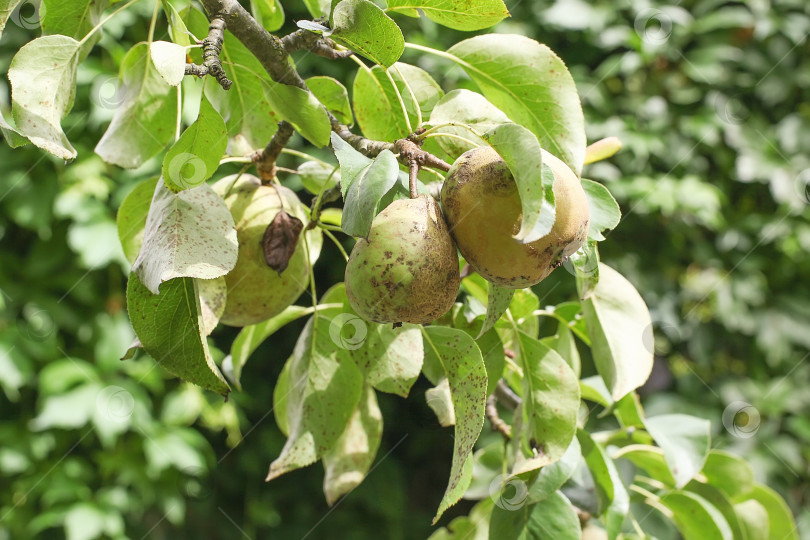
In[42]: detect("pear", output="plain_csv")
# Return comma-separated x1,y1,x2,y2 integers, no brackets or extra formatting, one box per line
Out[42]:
345,195,460,324
441,146,590,288
212,174,310,327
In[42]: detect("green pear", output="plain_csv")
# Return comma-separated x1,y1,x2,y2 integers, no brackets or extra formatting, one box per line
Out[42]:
345,195,460,324
441,146,590,288
212,174,310,327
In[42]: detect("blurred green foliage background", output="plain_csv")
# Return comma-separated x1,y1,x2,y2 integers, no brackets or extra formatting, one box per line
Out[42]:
1,0,808,538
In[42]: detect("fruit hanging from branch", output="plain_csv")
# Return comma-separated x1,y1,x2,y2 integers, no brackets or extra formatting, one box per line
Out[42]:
345,195,460,324
212,174,312,327
441,146,590,289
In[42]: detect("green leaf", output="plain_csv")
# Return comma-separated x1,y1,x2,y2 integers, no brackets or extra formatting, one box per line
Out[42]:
744,484,799,540
581,179,621,241
331,0,404,67
0,0,23,39
734,499,769,540
426,377,454,426
307,76,353,126
41,0,105,40
229,305,316,390
645,414,711,489
126,274,230,395
0,106,29,148
479,282,514,338
577,430,629,539
527,435,581,502
543,323,581,378
162,95,228,192
8,35,81,160
489,491,581,540
428,498,493,540
571,240,600,300
476,329,505,396
251,0,284,31
117,177,159,264
659,491,733,540
581,263,654,401
483,123,556,243
684,482,746,540
298,161,340,194
149,41,187,87
322,384,383,505
95,42,178,168
446,35,586,176
512,332,579,475
613,391,645,428
332,134,400,237
700,450,754,499
163,0,191,47
386,0,509,31
343,322,424,397
352,63,439,142
132,181,238,295
267,310,364,480
422,326,487,523
302,0,330,17
612,444,676,487
261,78,332,147
427,89,509,159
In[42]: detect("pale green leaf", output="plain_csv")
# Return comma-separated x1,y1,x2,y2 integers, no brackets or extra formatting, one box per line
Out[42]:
427,89,509,158
117,177,159,264
512,332,579,475
428,498,493,540
446,35,586,175
571,240,600,300
162,95,228,191
230,305,316,390
331,0,404,67
422,326,487,523
298,161,340,195
251,0,284,31
577,430,629,539
307,75,353,126
734,499,769,540
150,40,187,87
426,378,455,426
322,384,383,505
9,35,80,160
489,491,580,540
344,322,424,397
659,491,733,540
261,78,331,147
95,43,178,168
0,0,24,40
701,450,754,499
581,179,621,241
581,263,654,401
612,444,676,487
132,181,238,294
527,435,581,502
745,484,799,540
267,310,364,480
478,282,514,338
645,414,711,489
126,274,230,395
386,0,508,31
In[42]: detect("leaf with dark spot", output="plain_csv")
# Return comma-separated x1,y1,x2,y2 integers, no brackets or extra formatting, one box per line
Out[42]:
263,211,304,274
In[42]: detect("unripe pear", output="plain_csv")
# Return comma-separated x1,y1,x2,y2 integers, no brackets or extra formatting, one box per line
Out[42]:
441,146,590,288
345,195,460,324
212,174,310,327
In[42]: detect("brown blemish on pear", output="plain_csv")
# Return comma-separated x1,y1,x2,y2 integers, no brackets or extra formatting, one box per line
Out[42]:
213,174,310,327
345,196,460,324
441,146,590,289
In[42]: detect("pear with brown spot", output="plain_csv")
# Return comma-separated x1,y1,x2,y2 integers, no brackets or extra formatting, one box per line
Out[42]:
345,195,460,324
213,174,310,327
441,146,590,289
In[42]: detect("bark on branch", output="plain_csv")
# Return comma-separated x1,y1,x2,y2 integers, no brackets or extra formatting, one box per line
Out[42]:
252,121,295,181
185,16,232,89
282,28,354,60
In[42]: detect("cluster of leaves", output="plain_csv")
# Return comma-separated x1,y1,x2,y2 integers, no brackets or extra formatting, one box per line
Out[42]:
0,0,804,538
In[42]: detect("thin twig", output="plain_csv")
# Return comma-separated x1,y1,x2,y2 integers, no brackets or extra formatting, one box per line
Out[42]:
486,394,512,439
185,17,232,89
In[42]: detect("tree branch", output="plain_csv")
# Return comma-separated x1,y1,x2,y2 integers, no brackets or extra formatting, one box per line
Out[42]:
281,28,354,60
252,121,294,181
486,394,512,439
185,16,232,89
